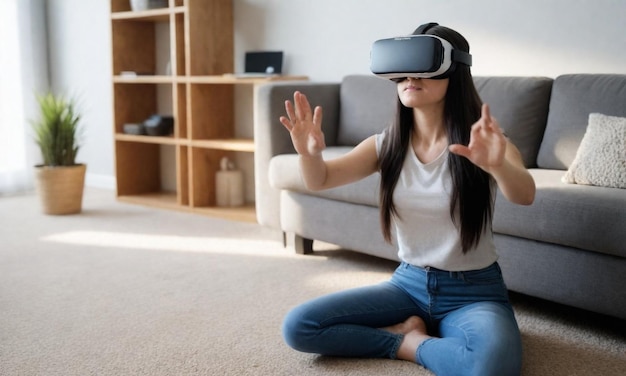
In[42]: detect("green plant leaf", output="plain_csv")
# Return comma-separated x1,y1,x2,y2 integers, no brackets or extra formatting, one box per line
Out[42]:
31,92,82,166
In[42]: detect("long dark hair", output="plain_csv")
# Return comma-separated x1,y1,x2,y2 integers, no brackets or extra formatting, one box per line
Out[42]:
377,25,493,254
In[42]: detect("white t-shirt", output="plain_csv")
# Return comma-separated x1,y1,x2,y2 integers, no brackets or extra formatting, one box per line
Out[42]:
375,132,497,271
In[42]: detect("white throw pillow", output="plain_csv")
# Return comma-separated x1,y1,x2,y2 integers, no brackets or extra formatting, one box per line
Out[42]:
562,113,626,189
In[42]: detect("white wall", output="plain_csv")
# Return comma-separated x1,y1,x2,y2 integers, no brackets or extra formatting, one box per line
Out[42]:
44,0,626,191
46,0,114,189
234,0,626,81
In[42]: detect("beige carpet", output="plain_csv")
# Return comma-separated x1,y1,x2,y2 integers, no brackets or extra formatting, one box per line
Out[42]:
1,188,624,375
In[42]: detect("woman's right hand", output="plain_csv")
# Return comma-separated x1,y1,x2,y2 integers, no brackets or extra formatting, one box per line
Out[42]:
279,91,325,157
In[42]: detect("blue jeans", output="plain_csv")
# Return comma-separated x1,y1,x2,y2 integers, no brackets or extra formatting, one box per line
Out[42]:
282,262,522,376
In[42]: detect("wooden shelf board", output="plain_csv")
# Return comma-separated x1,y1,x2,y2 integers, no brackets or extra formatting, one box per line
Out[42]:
114,75,179,84
115,135,255,151
187,75,309,85
112,75,307,85
115,133,185,145
116,194,257,223
111,7,181,22
191,139,254,152
193,204,257,223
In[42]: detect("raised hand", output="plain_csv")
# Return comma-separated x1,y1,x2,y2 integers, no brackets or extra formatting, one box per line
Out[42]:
279,91,325,157
448,103,507,173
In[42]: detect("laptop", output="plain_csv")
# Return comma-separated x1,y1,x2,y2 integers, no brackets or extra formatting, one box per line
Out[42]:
225,51,284,78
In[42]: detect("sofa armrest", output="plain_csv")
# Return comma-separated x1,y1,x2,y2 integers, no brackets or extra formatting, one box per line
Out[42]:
254,81,340,229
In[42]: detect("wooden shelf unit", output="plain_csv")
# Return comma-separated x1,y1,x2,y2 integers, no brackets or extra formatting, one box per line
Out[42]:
111,0,305,223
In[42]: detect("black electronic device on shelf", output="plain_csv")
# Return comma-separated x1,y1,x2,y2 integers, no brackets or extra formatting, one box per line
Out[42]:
143,115,173,136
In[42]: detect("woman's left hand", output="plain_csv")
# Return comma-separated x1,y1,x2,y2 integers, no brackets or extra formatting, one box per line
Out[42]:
448,103,506,174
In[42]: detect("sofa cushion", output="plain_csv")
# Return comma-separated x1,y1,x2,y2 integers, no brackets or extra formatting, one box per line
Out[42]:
562,113,626,189
335,75,555,163
269,147,380,207
336,75,397,146
537,74,626,169
473,76,553,167
493,169,626,258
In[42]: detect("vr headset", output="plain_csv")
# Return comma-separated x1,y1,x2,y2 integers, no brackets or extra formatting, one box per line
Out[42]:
370,23,472,80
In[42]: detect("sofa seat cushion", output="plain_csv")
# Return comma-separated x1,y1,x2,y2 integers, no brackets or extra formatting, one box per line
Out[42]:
269,147,380,207
494,169,626,258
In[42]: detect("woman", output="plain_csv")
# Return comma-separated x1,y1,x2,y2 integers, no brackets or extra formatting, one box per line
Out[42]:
278,24,534,376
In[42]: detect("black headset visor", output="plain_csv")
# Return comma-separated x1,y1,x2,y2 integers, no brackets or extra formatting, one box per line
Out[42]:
370,35,471,80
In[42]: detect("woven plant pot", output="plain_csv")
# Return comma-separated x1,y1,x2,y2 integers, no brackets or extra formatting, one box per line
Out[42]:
34,164,86,215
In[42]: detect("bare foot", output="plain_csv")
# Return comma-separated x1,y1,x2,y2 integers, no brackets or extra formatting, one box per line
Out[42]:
382,316,427,335
382,316,433,363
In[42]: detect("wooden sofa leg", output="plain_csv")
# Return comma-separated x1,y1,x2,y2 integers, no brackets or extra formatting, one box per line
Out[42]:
284,232,314,254
295,235,314,254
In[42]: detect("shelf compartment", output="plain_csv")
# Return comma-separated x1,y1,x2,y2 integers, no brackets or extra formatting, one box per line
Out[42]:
112,21,158,75
115,140,181,201
115,141,163,196
188,84,234,140
187,0,233,76
114,83,180,137
113,83,158,133
189,148,231,207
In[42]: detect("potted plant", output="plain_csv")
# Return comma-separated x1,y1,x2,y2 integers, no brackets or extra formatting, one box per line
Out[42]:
31,92,86,215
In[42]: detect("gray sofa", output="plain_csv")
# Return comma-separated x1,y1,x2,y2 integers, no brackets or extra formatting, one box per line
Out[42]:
254,74,626,320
